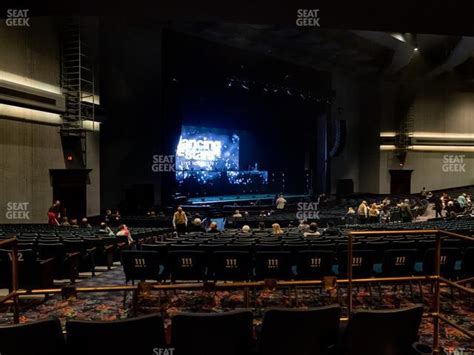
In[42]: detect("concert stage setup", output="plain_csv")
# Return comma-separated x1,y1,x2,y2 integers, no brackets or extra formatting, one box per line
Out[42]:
186,193,311,205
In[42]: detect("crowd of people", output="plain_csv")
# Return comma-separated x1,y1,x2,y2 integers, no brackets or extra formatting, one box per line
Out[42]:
347,197,411,224
46,201,133,245
432,190,473,218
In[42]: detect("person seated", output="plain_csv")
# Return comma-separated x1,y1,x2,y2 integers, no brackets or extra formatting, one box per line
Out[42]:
257,221,266,231
298,220,309,231
271,223,284,235
208,222,219,233
232,210,243,218
189,218,206,233
322,221,341,236
241,225,252,234
81,217,92,228
60,217,70,226
70,219,79,228
99,222,114,236
303,222,321,237
116,224,133,245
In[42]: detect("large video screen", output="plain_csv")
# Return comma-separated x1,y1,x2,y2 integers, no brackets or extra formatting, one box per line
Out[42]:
176,126,239,171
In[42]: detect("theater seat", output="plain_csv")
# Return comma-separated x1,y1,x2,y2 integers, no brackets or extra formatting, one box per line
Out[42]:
0,318,65,355
171,310,254,355
66,314,166,355
340,305,424,355
259,305,341,355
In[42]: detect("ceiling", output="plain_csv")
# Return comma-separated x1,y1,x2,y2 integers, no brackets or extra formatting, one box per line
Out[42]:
166,22,474,81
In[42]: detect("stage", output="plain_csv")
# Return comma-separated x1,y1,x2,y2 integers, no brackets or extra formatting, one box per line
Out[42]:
186,193,311,205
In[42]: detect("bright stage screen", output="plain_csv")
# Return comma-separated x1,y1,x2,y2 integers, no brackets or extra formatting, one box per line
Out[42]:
175,126,239,172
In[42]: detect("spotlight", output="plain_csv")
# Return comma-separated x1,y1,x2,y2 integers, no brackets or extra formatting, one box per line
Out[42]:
286,89,293,96
227,82,233,88
241,83,249,90
263,87,269,93
273,88,279,93
414,47,419,52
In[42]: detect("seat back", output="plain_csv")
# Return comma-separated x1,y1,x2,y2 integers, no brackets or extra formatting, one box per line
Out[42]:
381,249,417,276
0,318,65,355
212,250,252,281
255,251,293,280
461,247,474,277
422,248,461,276
260,305,341,355
338,250,374,278
172,310,253,355
168,250,207,281
296,250,334,279
343,305,424,355
66,314,165,355
121,250,161,283
0,248,38,289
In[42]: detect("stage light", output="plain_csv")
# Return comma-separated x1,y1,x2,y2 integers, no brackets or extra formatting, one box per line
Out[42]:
241,83,249,90
414,47,419,52
273,88,279,93
300,93,306,99
227,82,233,88
66,155,73,161
286,89,293,96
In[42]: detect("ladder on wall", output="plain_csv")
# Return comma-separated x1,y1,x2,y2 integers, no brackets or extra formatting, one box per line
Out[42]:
60,17,96,167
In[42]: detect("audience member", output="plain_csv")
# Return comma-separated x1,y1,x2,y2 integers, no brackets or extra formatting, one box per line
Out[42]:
189,218,206,233
208,222,219,233
117,224,133,245
275,194,287,210
368,203,379,224
99,222,114,236
303,222,320,237
60,217,70,226
241,225,252,234
81,217,92,228
232,210,243,218
271,223,284,235
357,200,368,224
172,206,188,235
400,199,413,222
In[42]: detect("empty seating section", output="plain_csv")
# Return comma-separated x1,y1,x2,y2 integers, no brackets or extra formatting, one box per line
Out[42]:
0,225,172,284
120,228,473,283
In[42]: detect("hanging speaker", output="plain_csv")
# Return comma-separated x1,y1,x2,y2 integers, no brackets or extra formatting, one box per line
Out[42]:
329,120,346,157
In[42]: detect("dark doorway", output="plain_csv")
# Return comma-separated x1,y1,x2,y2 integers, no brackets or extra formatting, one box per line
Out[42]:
389,169,413,195
50,169,91,220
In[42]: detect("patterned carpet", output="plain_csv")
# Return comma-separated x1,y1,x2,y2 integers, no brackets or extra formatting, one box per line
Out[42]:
1,265,473,353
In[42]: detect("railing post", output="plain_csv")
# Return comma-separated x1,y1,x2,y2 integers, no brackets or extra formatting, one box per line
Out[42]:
347,232,353,316
11,239,20,324
433,231,441,354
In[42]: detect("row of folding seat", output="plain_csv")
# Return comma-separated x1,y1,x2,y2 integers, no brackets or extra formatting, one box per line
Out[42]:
122,247,474,283
0,305,427,355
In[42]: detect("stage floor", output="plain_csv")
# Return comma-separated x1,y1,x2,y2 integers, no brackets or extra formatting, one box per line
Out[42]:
186,193,311,205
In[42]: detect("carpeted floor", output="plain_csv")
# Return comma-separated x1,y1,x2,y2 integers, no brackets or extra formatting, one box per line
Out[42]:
1,265,473,353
